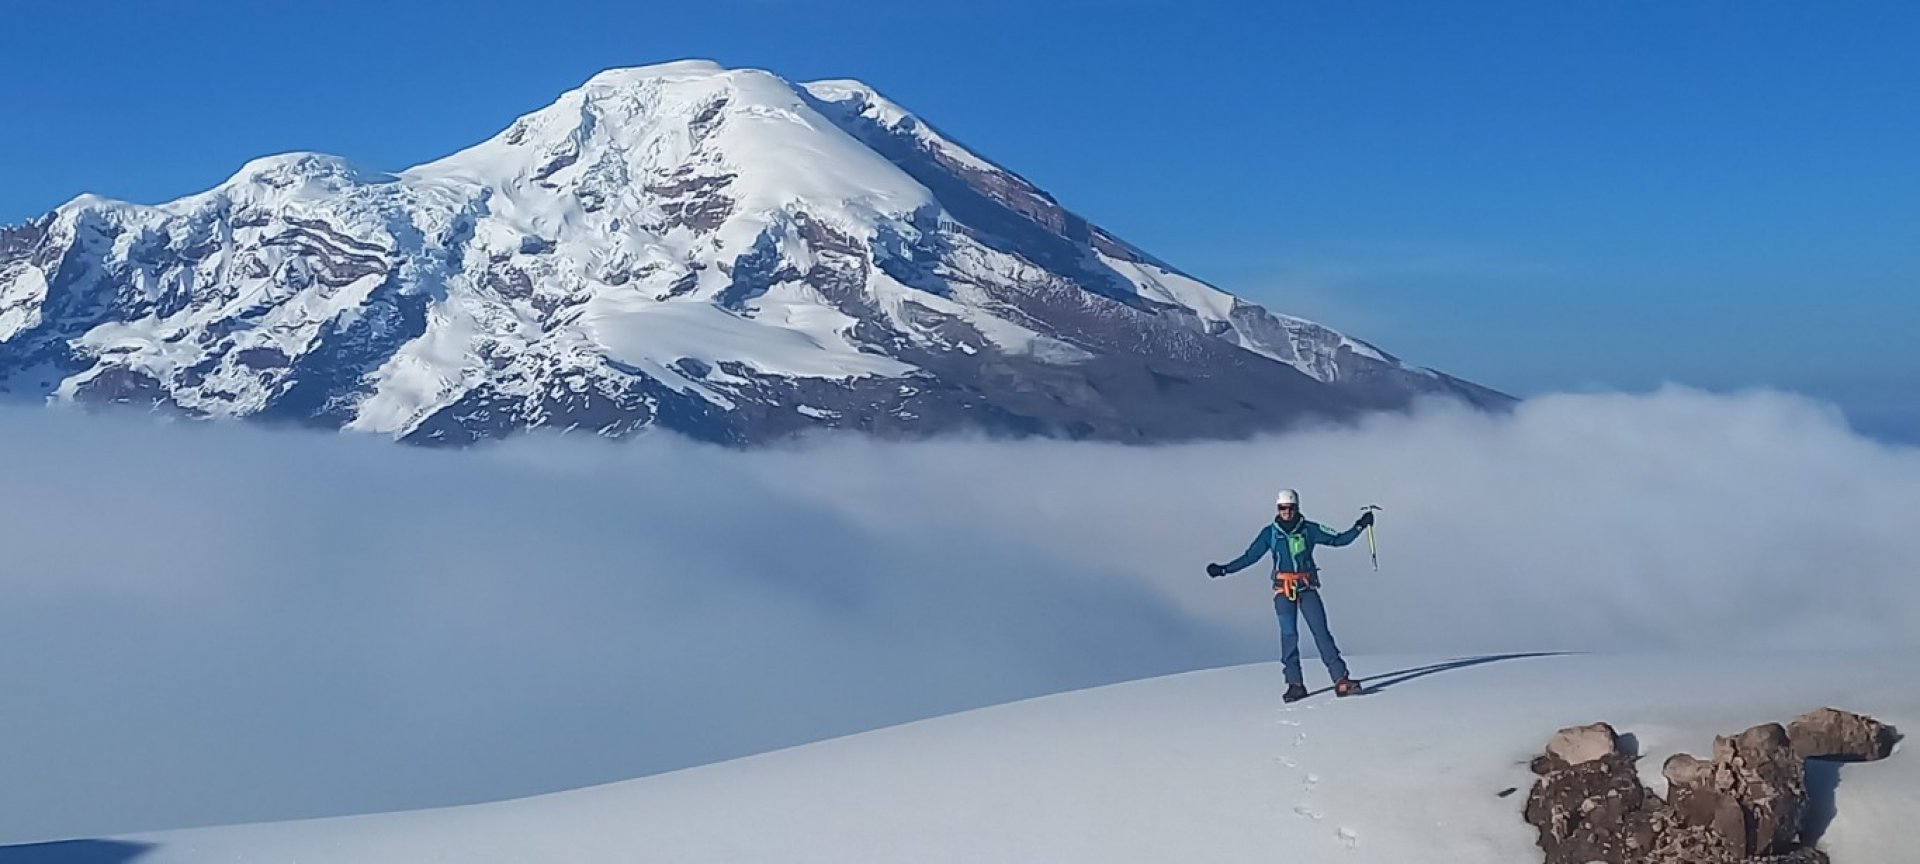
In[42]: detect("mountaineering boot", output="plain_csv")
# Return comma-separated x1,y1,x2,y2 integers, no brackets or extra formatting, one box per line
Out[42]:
1334,678,1362,697
1283,683,1309,703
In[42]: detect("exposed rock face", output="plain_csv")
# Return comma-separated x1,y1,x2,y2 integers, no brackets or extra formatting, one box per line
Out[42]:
1524,749,1667,864
1545,722,1622,767
1789,708,1901,762
1651,828,1828,864
1522,710,1901,864
1662,724,1809,858
1662,753,1749,852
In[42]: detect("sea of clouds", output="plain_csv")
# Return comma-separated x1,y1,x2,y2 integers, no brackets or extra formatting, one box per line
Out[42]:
2,386,1915,842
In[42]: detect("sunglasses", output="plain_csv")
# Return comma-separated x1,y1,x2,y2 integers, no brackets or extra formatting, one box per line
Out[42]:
1277,504,1296,510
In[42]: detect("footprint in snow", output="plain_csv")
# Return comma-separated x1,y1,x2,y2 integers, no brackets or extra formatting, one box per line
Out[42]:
1337,827,1359,848
1292,804,1324,820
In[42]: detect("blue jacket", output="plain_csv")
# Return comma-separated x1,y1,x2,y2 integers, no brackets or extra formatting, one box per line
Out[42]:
1222,516,1364,590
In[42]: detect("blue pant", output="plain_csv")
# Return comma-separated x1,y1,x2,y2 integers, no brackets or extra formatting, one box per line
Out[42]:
1274,589,1348,685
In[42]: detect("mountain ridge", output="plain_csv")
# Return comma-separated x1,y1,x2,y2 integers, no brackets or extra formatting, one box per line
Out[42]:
0,60,1509,445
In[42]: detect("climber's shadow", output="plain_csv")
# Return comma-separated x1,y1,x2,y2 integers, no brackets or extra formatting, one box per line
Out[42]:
1330,651,1570,698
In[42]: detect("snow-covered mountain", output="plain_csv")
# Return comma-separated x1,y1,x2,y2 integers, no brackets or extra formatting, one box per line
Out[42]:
12,653,1911,863
0,59,1507,445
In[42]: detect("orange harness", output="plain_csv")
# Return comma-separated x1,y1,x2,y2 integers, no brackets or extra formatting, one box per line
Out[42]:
1272,571,1313,601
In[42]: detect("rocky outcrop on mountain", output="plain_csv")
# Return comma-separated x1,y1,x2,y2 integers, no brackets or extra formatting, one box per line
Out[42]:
1523,710,1900,864
1661,724,1813,860
1789,707,1900,762
0,60,1508,446
1524,722,1670,863
1544,722,1624,767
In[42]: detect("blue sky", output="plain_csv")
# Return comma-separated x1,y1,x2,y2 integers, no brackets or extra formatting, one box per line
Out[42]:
2,0,1915,438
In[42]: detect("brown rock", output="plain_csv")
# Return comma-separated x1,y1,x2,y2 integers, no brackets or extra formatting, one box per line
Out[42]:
1546,721,1622,768
1789,707,1900,762
1524,753,1664,864
1522,712,1892,864
1718,723,1810,855
1649,824,1742,864
1663,752,1748,851
1661,723,1811,857
1649,824,1830,864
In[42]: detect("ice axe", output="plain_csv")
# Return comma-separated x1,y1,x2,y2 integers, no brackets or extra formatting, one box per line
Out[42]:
1360,505,1383,570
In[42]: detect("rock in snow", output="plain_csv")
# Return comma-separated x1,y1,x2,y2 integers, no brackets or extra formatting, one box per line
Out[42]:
1667,723,1813,859
1528,707,1903,864
1544,721,1624,768
1525,743,1666,863
1791,708,1902,763
0,60,1508,445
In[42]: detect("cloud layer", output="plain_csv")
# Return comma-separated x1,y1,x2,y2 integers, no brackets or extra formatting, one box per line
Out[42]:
2,386,1916,842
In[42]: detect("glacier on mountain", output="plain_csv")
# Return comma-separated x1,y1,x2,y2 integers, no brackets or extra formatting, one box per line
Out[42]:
0,60,1506,445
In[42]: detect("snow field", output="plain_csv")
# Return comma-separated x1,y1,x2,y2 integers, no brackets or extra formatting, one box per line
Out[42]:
87,651,1918,864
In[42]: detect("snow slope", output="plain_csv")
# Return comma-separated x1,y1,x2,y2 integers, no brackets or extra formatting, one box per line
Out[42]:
20,652,1914,863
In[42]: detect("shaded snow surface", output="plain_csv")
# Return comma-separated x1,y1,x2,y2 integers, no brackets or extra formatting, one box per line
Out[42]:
9,652,1916,863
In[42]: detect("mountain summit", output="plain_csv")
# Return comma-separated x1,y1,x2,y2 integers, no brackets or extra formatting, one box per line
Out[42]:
0,60,1506,444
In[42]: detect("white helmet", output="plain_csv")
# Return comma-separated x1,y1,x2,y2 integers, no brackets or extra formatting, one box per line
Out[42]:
1275,489,1300,507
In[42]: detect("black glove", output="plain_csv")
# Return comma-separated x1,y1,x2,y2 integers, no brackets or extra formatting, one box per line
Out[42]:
1356,511,1375,529
1206,562,1226,579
